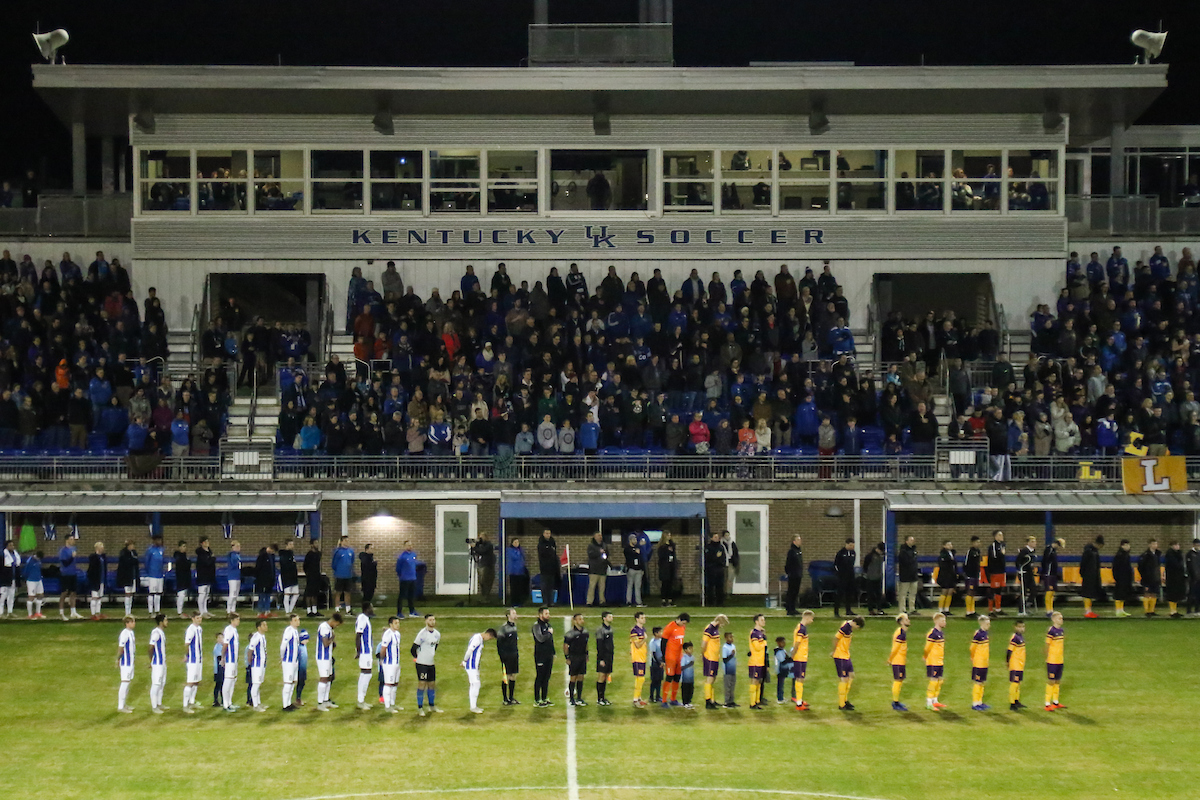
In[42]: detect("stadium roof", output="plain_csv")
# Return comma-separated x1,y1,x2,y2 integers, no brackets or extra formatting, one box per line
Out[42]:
884,490,1200,512
33,63,1167,144
0,491,322,513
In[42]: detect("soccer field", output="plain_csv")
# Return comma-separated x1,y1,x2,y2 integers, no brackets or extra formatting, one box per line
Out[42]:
4,606,1197,800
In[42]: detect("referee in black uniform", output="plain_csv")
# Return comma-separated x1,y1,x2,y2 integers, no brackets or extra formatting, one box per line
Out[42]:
497,608,520,705
303,541,323,617
532,607,555,707
564,613,589,706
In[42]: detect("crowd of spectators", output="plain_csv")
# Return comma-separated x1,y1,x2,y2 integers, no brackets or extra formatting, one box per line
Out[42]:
0,249,230,457
276,259,967,459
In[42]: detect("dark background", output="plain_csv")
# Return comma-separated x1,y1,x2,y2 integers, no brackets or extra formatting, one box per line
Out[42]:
2,0,1195,188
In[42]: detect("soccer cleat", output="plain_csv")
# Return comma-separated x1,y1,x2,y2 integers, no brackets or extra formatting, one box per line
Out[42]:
1013,701,1027,710
151,707,164,714
385,706,399,714
932,702,947,710
796,701,811,711
225,705,239,712
682,703,694,709
1084,611,1099,619
972,703,991,712
70,611,82,619
358,702,373,710
892,701,908,712
282,705,297,712
575,700,588,707
1045,704,1056,711
509,699,520,706
431,707,444,713
182,707,196,714
255,705,269,712
118,707,134,713
418,709,426,717
470,707,484,714
668,700,681,707
598,699,612,706
1052,702,1067,710
841,702,856,711
751,703,764,710
326,701,339,709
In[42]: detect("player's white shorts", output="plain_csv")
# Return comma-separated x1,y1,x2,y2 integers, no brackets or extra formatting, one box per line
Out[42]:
281,663,299,683
123,584,135,595
358,652,373,670
251,667,265,685
119,665,134,682
186,663,204,684
382,664,400,685
317,659,333,678
151,665,166,687
284,585,299,596
146,578,164,594
26,580,43,595
91,588,103,599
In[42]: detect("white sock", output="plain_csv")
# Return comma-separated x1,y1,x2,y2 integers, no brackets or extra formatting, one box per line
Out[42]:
357,673,371,703
198,588,209,616
147,596,154,614
118,681,130,710
468,676,480,709
251,683,261,707
150,683,162,708
318,682,328,704
35,599,42,615
177,592,186,615
223,677,236,707
27,601,33,617
183,684,193,708
283,682,294,708
124,596,133,616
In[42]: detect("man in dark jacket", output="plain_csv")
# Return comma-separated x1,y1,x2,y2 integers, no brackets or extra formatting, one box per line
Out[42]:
537,529,560,607
279,539,299,614
623,534,645,607
117,540,139,618
1015,536,1038,615
833,538,857,617
658,533,678,607
1040,537,1063,617
985,529,1007,615
1164,541,1187,618
862,542,886,615
87,541,108,620
496,607,520,705
358,544,377,608
1080,534,1104,618
254,544,276,618
897,535,919,615
195,537,216,618
963,536,982,617
1112,539,1134,617
784,535,804,616
472,533,496,601
585,532,608,607
302,540,323,618
1138,539,1161,617
703,532,726,607
1187,539,1200,617
173,540,192,617
531,606,556,707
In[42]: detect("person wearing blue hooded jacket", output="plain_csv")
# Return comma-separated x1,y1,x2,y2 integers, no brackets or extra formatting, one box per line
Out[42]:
579,413,601,455
331,535,355,613
395,541,419,618
506,537,529,606
794,395,821,446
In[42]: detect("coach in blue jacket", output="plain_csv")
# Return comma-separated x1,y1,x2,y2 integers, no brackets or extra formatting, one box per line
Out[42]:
506,538,529,607
331,536,355,612
395,542,419,618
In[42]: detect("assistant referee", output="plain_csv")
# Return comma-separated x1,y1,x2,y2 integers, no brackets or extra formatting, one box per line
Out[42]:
497,607,520,705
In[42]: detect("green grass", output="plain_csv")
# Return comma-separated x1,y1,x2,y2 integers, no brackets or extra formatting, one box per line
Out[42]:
3,605,1198,800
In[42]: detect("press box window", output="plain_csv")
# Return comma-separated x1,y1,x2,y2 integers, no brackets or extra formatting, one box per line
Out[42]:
196,150,248,212
835,149,887,212
487,151,538,213
949,150,1001,211
139,150,191,212
549,150,647,211
430,150,480,213
896,150,946,211
720,149,772,213
663,150,714,212
778,149,831,213
370,150,423,212
253,150,303,212
1007,149,1059,211
311,150,363,213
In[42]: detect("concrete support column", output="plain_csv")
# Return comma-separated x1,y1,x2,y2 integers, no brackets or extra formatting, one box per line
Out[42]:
101,136,115,195
534,0,547,25
71,92,86,196
117,143,127,193
1109,106,1128,196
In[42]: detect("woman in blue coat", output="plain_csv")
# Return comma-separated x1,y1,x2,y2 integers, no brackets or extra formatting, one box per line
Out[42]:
506,537,529,606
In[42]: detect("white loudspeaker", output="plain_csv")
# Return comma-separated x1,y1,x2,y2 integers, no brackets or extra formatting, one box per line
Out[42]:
1131,29,1167,62
33,29,69,63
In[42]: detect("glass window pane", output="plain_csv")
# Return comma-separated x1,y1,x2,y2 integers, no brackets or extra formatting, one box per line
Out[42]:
720,180,771,211
141,181,190,212
721,149,772,180
836,181,886,211
1007,149,1059,180
431,150,480,180
732,509,762,586
431,190,480,212
371,182,422,212
312,181,363,212
550,150,648,211
837,149,887,178
139,150,190,212
779,183,829,212
370,151,423,180
311,150,363,179
663,150,714,179
253,150,304,180
253,182,303,212
778,149,830,179
487,150,537,180
895,176,943,211
896,149,944,180
949,150,1001,211
196,150,247,212
664,182,714,211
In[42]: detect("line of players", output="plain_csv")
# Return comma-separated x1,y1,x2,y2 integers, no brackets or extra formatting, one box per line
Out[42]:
113,604,1069,714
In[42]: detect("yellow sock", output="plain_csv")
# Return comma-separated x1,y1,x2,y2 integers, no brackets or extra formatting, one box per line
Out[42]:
837,681,848,707
1115,600,1124,613
1008,682,1019,704
1083,598,1092,612
795,682,804,704
753,684,761,706
634,676,644,700
1170,602,1178,614
972,683,984,705
965,595,975,614
1045,591,1054,612
1045,684,1054,706
927,680,938,699
1142,597,1150,613
938,679,945,699
1053,685,1060,704
704,683,712,702
846,678,852,701
1150,598,1158,613
892,681,902,702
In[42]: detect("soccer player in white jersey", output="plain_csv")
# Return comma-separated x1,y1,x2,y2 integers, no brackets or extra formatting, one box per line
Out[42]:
117,616,137,713
316,612,343,711
413,614,442,716
221,613,242,712
248,619,269,712
280,613,301,711
354,603,375,710
463,628,497,714
182,611,203,714
148,614,169,714
379,616,403,713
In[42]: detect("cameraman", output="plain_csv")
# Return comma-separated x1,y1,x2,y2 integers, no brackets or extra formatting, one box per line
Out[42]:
470,532,496,601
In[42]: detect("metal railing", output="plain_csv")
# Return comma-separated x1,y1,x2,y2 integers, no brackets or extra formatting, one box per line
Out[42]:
528,23,673,66
0,451,1191,486
0,193,133,238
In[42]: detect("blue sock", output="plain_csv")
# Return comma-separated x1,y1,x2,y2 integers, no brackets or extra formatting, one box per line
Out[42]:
428,689,436,707
417,689,424,708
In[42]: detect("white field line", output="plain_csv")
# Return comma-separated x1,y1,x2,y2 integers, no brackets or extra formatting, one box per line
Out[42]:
283,786,894,800
564,615,580,800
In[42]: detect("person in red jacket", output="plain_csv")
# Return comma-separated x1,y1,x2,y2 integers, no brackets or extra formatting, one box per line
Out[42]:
688,413,711,451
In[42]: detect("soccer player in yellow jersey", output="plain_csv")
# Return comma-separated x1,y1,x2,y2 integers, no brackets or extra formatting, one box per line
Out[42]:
748,614,768,710
701,614,728,710
830,615,864,711
1005,620,1027,711
888,613,910,712
1044,611,1066,711
790,609,814,710
629,612,648,707
969,615,991,712
923,612,947,711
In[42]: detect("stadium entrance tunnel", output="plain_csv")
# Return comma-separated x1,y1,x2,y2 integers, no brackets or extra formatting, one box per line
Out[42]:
210,272,326,334
874,272,997,334
499,492,708,606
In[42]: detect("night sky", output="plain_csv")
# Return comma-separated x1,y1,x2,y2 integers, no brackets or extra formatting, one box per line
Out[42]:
2,0,1196,188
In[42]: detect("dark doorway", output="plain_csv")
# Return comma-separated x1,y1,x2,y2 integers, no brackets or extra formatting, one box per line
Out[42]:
874,273,996,328
211,273,325,334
